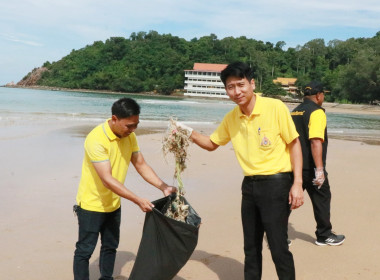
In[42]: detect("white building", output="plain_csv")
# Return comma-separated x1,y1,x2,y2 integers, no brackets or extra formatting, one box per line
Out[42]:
184,63,228,98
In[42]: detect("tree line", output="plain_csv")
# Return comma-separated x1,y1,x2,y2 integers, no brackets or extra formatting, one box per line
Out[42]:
25,30,380,103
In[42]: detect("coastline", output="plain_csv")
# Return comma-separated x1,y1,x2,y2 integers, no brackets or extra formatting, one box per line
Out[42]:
1,85,379,146
287,101,380,116
70,122,380,145
30,118,380,146
4,85,380,115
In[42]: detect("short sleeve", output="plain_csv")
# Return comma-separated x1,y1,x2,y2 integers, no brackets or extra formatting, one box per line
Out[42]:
309,109,326,141
278,101,299,144
210,115,231,146
129,132,140,153
84,134,109,162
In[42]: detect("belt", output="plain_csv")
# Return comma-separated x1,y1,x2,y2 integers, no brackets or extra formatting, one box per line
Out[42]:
245,172,293,181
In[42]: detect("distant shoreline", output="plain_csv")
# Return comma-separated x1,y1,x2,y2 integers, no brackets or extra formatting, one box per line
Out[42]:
3,85,380,116
2,84,184,98
62,121,380,146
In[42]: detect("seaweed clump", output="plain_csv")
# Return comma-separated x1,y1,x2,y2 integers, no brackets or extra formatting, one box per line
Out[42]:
162,118,191,222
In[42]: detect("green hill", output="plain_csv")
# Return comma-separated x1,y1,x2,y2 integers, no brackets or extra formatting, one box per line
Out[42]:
19,30,380,103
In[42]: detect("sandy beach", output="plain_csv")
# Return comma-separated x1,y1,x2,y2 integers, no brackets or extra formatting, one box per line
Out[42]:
1,108,380,279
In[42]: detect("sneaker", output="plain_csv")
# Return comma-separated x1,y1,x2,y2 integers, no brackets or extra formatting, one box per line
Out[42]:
287,239,292,246
315,233,345,246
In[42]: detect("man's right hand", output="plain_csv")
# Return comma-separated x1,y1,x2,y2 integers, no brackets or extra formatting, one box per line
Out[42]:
136,197,155,212
176,121,193,137
289,182,304,210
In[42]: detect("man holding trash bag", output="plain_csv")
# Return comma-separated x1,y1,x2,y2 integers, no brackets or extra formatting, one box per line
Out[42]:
177,62,304,280
73,97,176,280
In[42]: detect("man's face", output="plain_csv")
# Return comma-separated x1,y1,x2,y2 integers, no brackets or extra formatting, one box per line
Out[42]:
225,76,255,106
315,91,325,106
111,115,139,138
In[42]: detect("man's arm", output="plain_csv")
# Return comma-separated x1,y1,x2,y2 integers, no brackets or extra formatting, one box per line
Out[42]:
131,151,176,196
308,109,326,187
310,138,324,169
288,137,304,210
176,122,220,151
310,138,325,187
92,160,155,212
190,130,219,151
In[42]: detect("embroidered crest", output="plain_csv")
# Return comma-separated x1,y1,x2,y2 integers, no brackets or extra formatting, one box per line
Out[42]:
260,135,271,146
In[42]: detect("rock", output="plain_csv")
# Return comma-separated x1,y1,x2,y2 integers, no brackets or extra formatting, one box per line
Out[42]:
5,81,15,86
17,67,48,86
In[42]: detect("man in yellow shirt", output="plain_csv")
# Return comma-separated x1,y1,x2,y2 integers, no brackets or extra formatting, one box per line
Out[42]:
73,98,176,280
178,62,303,280
291,81,345,246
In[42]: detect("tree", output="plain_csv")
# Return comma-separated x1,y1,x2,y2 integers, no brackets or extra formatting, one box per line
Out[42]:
27,30,378,100
337,49,380,103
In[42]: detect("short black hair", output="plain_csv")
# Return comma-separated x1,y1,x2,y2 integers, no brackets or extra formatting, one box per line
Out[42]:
220,62,254,86
111,98,140,119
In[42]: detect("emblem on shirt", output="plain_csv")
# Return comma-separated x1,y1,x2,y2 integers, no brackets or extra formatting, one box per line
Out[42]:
260,135,271,146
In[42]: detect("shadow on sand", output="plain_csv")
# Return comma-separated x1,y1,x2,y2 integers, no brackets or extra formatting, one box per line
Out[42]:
88,223,312,279
288,222,315,244
89,249,243,280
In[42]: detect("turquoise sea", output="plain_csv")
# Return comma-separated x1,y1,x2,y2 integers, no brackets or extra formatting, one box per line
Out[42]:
0,87,234,124
1,87,380,142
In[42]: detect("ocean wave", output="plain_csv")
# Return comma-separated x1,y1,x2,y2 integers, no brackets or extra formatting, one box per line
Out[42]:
140,99,234,107
141,99,199,105
328,130,345,134
0,111,105,123
139,119,217,126
0,111,218,127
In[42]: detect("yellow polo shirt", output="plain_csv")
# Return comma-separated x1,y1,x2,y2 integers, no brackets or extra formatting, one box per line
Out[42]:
76,119,140,212
309,109,326,141
210,94,299,176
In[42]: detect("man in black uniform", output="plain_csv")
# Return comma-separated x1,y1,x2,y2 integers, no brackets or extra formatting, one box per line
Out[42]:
291,81,345,246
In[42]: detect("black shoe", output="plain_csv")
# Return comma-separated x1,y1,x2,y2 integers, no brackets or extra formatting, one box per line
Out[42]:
315,233,345,246
287,239,292,246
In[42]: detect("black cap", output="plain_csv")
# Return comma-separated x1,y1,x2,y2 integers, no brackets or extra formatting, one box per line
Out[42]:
304,81,324,96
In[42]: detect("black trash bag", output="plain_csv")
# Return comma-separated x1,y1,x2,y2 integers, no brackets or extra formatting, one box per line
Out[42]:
129,194,201,280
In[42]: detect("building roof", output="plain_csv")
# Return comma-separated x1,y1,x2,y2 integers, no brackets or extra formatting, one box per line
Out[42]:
190,63,228,72
273,77,297,86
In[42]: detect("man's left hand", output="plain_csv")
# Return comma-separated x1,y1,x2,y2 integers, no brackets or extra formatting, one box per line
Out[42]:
162,185,177,196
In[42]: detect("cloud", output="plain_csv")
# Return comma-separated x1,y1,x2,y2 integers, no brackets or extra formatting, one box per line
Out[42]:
2,0,379,43
0,33,43,47
0,0,379,84
99,0,380,43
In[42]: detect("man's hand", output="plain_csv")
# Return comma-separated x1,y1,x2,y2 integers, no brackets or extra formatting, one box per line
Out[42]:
176,121,193,137
289,182,304,210
162,185,177,197
136,197,155,212
312,167,325,189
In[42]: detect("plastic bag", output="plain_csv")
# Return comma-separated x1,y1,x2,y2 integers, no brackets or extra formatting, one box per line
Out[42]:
129,194,201,280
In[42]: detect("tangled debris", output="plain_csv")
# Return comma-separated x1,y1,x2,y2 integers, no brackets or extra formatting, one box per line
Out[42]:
162,118,191,222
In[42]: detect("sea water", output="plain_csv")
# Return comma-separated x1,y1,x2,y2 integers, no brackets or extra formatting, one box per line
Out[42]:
0,87,233,124
1,87,380,141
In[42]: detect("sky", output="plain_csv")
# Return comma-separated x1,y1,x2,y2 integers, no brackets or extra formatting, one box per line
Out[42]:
1,0,379,85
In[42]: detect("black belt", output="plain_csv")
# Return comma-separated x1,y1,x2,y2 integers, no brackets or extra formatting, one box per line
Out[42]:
245,172,293,181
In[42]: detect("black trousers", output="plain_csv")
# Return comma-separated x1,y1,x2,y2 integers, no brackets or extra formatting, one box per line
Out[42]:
73,206,121,280
241,173,295,280
302,170,332,239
